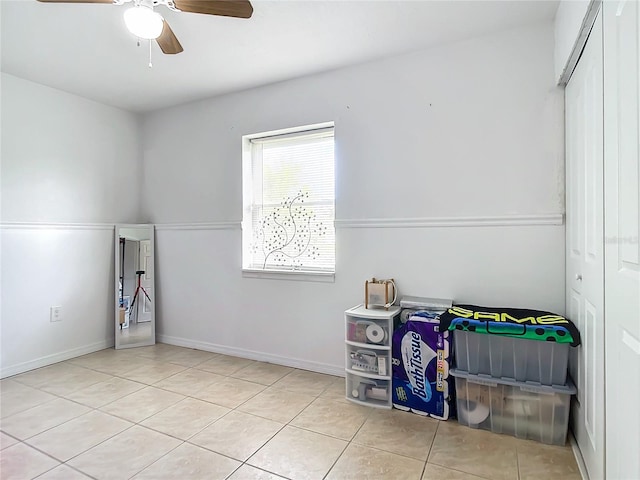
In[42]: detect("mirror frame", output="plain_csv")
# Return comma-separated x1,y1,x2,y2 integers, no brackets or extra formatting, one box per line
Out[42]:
114,224,156,349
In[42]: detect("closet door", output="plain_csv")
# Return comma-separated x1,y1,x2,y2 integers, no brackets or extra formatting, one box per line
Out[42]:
565,10,605,480
604,1,640,478
138,239,153,323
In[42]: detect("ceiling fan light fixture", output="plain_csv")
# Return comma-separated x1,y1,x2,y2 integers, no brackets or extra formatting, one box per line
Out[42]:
124,5,164,40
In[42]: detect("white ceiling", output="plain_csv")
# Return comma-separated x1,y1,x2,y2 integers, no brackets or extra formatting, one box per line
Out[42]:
1,0,559,113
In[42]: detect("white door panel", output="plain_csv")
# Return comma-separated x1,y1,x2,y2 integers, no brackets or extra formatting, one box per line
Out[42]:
569,291,582,404
138,239,153,323
604,1,640,478
566,10,605,480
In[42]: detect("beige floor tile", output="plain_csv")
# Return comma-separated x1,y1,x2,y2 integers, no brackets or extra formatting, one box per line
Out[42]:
13,363,111,396
159,348,217,367
248,426,347,480
428,421,519,480
130,343,186,361
27,410,132,461
63,376,145,408
191,377,266,408
227,464,288,480
291,397,370,440
232,362,293,385
79,352,156,376
0,351,567,480
190,410,283,461
35,463,93,479
0,398,90,440
0,380,57,418
68,425,181,479
11,363,83,387
0,442,60,480
238,387,315,423
272,370,337,396
326,443,425,480
516,440,582,480
196,354,255,375
422,463,488,480
319,377,349,404
117,360,187,384
132,442,241,479
131,345,213,366
66,348,136,370
134,342,181,353
352,408,438,460
66,348,113,367
0,432,18,450
153,368,224,395
100,386,185,423
141,397,229,439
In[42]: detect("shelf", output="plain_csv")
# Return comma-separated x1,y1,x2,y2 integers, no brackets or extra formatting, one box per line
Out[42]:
346,368,391,381
345,340,391,350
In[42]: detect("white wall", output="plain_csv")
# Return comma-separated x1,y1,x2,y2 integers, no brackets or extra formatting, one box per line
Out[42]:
0,73,141,377
554,0,592,83
142,22,565,375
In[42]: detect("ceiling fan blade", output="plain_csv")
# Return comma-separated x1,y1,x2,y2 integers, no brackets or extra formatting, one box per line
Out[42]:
173,0,252,19
36,0,113,3
156,20,183,55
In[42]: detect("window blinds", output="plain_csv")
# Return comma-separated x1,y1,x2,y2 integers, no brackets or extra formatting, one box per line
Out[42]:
245,127,335,273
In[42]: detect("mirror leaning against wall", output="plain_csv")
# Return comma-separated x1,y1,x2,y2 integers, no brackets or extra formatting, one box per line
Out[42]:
115,224,156,349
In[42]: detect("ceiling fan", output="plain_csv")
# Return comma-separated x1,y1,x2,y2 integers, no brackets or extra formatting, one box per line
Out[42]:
36,0,253,55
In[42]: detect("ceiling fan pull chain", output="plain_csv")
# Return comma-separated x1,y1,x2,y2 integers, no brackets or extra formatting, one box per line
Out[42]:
148,40,153,68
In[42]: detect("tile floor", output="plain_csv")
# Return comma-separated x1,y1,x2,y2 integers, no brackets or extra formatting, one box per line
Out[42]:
0,344,581,480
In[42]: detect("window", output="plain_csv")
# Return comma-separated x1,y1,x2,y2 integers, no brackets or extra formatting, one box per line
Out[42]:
242,123,335,278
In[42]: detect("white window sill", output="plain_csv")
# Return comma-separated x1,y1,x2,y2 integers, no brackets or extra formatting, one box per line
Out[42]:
242,268,335,283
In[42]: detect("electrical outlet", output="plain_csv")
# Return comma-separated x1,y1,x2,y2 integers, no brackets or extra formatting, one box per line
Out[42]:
50,306,62,322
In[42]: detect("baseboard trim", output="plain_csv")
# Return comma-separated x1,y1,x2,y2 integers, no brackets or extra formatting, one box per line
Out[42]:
569,430,590,480
157,334,344,377
1,339,115,379
335,214,565,229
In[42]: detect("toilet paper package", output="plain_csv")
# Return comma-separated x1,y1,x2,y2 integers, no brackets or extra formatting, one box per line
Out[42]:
391,311,454,420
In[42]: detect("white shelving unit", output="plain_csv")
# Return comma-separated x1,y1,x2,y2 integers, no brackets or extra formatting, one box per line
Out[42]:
344,304,401,409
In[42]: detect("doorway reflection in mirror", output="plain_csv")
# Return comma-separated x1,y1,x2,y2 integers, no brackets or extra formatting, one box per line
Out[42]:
116,225,155,349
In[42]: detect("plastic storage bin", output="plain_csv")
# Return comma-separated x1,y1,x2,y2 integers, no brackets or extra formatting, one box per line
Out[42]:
453,330,569,386
451,368,575,445
345,316,391,346
344,305,399,409
345,372,391,409
346,344,388,376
